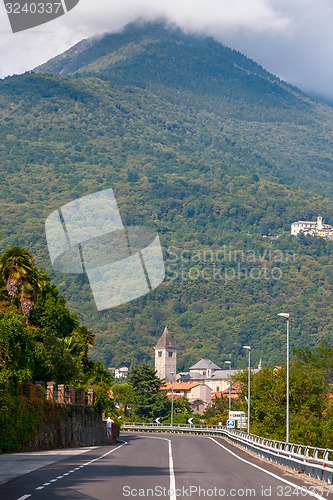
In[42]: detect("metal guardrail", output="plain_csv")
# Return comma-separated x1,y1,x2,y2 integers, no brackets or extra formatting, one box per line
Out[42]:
122,423,333,483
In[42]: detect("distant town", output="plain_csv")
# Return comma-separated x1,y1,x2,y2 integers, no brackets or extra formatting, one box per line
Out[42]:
110,327,262,415
291,216,333,239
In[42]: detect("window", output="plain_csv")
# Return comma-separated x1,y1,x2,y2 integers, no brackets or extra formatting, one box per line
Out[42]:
216,386,220,392
168,351,173,357
158,351,162,357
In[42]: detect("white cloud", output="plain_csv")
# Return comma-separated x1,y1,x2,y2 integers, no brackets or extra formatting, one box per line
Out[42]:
0,0,333,99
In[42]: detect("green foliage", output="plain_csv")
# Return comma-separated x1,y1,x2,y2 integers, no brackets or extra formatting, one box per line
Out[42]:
0,246,115,451
0,381,45,452
169,397,193,425
0,247,113,404
33,332,81,384
30,284,78,337
203,396,234,426
0,311,34,382
234,343,333,446
128,363,170,421
112,383,134,417
3,23,333,371
0,246,47,316
81,360,114,414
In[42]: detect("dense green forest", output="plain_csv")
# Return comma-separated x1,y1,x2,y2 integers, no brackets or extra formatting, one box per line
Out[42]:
2,22,333,371
0,246,115,450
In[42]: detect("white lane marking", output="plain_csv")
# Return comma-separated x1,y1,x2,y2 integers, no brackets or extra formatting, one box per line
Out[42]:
17,496,31,500
168,440,176,500
32,442,128,493
145,436,176,500
208,437,327,500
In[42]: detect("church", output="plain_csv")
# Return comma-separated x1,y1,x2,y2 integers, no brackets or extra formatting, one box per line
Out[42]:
154,327,241,413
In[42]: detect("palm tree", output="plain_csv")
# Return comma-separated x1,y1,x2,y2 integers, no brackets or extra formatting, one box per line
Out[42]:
0,247,47,316
0,247,34,298
64,326,95,360
19,269,47,317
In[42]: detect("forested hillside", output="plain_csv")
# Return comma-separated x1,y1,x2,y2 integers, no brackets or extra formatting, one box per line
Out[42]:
2,22,333,370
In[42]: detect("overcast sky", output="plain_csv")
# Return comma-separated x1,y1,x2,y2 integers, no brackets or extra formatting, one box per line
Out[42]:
1,0,333,99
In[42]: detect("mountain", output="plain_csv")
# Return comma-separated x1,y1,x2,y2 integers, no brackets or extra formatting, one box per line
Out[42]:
2,21,333,371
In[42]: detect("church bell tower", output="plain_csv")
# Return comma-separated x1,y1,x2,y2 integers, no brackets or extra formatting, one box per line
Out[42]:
154,327,176,382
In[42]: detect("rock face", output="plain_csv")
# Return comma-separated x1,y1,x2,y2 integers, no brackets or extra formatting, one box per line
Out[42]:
23,404,109,451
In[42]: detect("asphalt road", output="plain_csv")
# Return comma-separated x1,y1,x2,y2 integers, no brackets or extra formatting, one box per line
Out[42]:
1,433,333,500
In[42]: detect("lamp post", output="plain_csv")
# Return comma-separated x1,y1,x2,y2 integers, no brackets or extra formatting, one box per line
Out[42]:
278,313,290,443
224,361,232,411
169,371,174,427
243,346,251,434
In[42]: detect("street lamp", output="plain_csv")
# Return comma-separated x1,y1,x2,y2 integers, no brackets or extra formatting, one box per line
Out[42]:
278,312,290,443
243,346,251,434
169,371,174,427
224,361,232,411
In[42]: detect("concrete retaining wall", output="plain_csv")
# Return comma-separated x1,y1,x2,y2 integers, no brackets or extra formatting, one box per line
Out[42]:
23,402,109,451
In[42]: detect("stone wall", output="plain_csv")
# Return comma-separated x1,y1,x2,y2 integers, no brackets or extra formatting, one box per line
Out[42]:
23,402,109,451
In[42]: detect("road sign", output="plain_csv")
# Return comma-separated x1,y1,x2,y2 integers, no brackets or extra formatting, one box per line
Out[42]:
227,419,235,428
155,418,161,424
187,418,194,425
229,411,245,419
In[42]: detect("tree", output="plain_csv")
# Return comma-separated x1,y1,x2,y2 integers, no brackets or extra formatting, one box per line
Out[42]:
0,247,47,316
171,397,193,424
81,361,114,414
0,246,34,299
235,362,327,445
112,383,133,417
64,326,95,362
128,363,170,421
30,284,78,336
203,395,231,425
19,268,48,317
0,312,34,383
33,332,81,384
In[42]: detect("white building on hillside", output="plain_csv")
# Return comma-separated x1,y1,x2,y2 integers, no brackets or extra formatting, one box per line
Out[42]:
291,216,333,239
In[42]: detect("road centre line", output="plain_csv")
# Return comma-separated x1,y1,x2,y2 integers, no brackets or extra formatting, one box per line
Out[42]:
207,437,328,500
145,436,176,500
20,442,127,498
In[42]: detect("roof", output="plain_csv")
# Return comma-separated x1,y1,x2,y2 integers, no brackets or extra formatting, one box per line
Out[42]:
189,359,221,371
162,382,209,391
155,327,175,349
292,221,317,225
222,381,242,394
186,371,206,380
212,392,240,400
189,398,206,405
209,369,239,379
167,394,183,400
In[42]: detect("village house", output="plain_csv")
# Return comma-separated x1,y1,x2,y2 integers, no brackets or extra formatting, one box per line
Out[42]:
108,366,129,379
154,328,262,413
161,381,212,414
291,216,333,239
